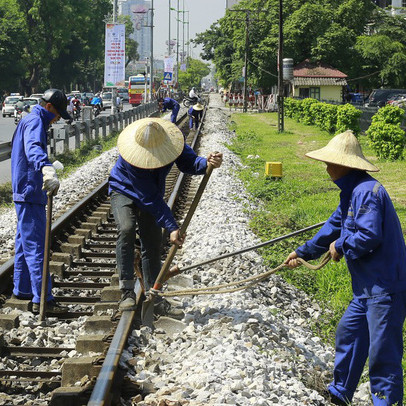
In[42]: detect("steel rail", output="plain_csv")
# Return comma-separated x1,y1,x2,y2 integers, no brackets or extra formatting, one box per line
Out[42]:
87,109,196,406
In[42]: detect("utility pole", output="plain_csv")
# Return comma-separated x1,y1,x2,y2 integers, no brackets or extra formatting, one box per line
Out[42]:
230,9,267,113
150,0,154,100
176,0,180,88
243,12,250,113
111,0,118,115
168,0,171,56
277,0,284,132
182,0,185,63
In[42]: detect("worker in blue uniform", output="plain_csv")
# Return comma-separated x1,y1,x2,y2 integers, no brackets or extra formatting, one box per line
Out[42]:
158,97,180,124
285,130,406,406
108,117,223,313
11,89,71,314
188,103,204,130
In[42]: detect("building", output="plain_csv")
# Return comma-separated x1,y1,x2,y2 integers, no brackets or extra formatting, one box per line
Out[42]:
225,0,242,9
374,0,406,14
120,0,151,61
292,60,347,102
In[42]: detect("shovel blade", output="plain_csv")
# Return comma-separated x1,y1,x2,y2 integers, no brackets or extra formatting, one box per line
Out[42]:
141,295,155,328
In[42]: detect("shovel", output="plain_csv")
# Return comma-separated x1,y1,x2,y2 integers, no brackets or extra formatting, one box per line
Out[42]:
141,163,215,327
39,193,53,321
163,221,326,282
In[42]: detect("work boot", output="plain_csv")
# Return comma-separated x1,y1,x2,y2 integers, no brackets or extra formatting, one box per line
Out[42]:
119,289,137,311
154,297,184,320
322,390,350,406
32,299,69,314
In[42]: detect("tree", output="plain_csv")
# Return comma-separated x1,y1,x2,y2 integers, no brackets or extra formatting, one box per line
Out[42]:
194,0,406,91
0,0,26,94
178,58,210,91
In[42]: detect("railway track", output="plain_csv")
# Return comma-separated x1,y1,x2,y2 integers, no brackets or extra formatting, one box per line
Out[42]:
0,107,208,406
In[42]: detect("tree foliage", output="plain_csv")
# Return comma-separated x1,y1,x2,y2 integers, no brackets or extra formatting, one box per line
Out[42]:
194,0,406,91
0,0,114,95
178,58,210,91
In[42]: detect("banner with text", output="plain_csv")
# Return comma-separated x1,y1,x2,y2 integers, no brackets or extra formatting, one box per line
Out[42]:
104,23,126,87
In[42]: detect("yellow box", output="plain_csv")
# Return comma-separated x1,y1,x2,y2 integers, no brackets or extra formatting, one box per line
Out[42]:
265,162,282,178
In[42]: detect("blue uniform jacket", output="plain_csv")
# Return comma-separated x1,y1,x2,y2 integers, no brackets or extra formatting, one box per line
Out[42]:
295,170,406,298
162,98,179,112
11,104,55,205
108,144,207,232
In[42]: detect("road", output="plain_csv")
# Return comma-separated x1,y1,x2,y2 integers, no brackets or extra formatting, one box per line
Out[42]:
0,103,133,184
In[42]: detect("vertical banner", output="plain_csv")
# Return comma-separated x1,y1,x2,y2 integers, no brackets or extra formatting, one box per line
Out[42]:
104,23,126,87
164,57,174,84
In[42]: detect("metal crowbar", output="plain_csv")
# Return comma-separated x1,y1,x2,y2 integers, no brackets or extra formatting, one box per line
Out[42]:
141,163,214,327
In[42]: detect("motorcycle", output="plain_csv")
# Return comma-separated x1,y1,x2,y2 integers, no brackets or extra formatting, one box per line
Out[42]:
72,106,81,121
183,95,204,108
92,104,102,117
14,107,23,125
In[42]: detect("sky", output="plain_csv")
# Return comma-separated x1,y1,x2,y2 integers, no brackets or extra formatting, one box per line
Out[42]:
150,0,226,60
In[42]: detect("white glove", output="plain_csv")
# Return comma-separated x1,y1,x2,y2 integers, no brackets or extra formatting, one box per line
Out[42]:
42,165,60,195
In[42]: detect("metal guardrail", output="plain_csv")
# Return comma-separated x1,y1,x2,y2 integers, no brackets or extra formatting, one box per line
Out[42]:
0,101,158,162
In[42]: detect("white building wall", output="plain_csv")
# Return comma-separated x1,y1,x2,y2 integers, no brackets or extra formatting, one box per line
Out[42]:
226,0,242,9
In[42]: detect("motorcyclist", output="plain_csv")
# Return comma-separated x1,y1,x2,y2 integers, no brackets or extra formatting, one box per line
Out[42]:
14,97,26,118
91,93,103,114
71,95,81,119
188,87,199,103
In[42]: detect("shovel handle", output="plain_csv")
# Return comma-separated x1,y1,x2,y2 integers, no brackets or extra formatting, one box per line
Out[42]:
152,163,214,291
39,193,53,321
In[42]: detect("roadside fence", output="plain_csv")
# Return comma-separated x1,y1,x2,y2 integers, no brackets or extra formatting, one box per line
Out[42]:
0,101,158,163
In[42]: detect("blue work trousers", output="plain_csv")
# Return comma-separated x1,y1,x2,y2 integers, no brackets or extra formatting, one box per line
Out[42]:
328,292,406,405
110,191,162,292
13,202,53,303
171,104,180,124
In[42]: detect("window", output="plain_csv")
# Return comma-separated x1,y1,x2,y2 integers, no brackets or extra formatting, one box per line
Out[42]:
299,88,309,98
309,87,321,100
299,87,320,100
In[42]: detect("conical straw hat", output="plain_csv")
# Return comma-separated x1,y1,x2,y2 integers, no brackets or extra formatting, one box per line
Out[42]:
193,103,204,111
117,117,184,169
305,130,379,172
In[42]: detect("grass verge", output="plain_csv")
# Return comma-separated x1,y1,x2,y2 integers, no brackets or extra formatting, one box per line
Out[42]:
227,112,406,382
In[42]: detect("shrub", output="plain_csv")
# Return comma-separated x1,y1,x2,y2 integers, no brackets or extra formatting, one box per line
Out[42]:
300,98,319,125
336,104,362,136
367,122,405,160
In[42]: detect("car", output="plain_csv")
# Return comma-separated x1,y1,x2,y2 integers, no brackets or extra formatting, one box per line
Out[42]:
386,94,406,105
366,88,406,107
22,97,39,111
2,95,22,117
29,93,44,99
101,92,113,110
118,90,129,102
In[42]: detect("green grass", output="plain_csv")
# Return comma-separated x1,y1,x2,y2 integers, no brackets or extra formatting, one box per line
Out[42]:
0,132,119,209
227,112,406,378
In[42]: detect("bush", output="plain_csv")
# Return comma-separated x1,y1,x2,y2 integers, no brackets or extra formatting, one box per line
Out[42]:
299,98,319,125
336,104,362,136
366,105,405,160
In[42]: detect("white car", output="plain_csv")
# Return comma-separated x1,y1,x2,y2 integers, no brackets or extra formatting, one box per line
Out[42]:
101,92,113,110
2,95,22,117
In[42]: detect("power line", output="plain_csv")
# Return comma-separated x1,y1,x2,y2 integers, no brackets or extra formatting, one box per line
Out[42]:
248,59,278,78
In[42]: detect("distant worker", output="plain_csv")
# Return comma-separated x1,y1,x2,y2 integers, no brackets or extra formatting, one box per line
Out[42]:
11,89,71,314
188,102,204,130
108,118,223,314
116,95,123,111
284,130,406,406
158,97,180,124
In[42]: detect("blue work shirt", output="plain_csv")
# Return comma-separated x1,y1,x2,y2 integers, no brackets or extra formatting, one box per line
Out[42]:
162,98,179,112
296,170,406,298
108,144,207,232
11,104,55,205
